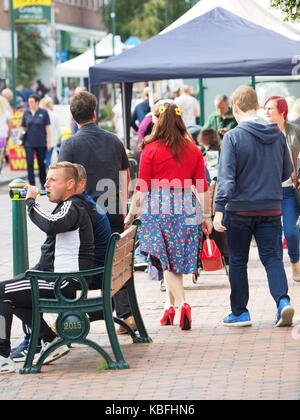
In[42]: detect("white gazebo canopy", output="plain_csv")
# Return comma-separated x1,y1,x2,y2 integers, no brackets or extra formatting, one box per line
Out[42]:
55,34,124,78
161,0,300,41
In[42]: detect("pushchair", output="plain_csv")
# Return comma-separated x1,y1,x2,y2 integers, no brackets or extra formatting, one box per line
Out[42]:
126,149,138,205
192,179,229,283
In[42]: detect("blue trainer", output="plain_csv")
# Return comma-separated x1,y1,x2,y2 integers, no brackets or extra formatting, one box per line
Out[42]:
10,339,41,363
223,311,252,327
275,298,295,327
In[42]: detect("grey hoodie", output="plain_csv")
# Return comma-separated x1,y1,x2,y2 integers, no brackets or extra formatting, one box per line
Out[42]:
214,116,293,212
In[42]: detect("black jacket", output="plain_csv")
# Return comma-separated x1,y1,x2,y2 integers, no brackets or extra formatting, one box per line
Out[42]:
26,194,96,276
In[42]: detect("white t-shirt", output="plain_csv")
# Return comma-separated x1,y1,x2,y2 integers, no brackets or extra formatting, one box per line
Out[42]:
0,110,11,138
47,109,61,148
112,102,124,139
174,94,199,127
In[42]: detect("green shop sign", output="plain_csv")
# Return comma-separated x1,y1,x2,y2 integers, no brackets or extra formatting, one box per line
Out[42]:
13,0,51,24
60,31,92,53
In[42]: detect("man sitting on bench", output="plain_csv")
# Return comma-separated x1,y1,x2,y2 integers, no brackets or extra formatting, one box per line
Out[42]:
74,163,111,291
0,161,97,374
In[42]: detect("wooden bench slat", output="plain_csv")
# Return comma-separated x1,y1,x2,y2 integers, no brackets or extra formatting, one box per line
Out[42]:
111,266,133,296
112,253,133,279
116,226,136,248
114,239,135,261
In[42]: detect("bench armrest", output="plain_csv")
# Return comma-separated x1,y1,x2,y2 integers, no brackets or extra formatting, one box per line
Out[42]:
25,266,105,280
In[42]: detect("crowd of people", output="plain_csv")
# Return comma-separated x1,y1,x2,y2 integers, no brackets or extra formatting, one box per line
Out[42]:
0,80,60,176
0,82,300,374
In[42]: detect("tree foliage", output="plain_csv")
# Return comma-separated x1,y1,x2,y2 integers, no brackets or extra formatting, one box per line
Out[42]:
103,0,196,41
270,0,300,22
16,25,47,86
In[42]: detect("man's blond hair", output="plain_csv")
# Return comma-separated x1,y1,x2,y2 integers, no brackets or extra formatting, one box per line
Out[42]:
231,86,259,112
48,161,79,187
73,163,87,182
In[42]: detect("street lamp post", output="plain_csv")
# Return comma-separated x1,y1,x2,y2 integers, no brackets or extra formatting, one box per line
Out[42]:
9,0,17,108
164,0,169,27
111,0,116,56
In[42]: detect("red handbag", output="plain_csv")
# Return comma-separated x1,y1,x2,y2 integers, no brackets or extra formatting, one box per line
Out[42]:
201,228,224,271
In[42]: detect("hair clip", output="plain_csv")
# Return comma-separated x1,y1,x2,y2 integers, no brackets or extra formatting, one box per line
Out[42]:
159,105,167,115
175,107,183,116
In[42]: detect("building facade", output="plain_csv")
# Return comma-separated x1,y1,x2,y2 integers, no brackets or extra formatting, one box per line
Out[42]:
0,0,107,93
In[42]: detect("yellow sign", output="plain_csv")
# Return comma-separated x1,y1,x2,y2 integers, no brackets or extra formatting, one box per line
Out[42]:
8,109,38,171
13,0,51,8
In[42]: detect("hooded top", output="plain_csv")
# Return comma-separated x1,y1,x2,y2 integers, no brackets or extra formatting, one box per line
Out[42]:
214,116,293,213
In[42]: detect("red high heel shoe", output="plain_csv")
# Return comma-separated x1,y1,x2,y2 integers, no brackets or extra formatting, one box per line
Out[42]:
160,306,175,326
180,303,192,330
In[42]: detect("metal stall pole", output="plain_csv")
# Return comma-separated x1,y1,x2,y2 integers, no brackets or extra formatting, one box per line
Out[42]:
198,78,205,126
121,82,133,150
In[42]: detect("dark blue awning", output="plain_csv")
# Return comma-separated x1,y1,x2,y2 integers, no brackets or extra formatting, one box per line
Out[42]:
89,8,300,86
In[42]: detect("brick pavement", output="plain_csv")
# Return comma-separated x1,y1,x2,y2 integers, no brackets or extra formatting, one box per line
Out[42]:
1,183,300,400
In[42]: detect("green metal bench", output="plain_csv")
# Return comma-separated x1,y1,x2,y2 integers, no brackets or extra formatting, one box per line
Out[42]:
19,221,152,374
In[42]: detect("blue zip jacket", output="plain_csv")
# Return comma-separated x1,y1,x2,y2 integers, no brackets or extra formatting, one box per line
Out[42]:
214,117,293,212
84,192,111,289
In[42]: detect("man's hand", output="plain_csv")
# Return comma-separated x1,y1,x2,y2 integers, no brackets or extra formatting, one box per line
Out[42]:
25,184,39,200
124,213,135,230
213,211,227,232
219,128,229,136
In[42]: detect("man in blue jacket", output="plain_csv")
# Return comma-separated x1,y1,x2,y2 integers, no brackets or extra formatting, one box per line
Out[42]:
213,86,294,328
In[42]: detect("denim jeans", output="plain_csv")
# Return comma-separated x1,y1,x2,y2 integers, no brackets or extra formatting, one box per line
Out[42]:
224,213,289,316
278,186,300,264
45,147,53,169
24,146,47,188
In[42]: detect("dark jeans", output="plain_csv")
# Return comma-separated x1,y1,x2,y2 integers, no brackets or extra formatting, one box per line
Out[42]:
45,147,53,170
25,146,47,187
224,213,289,316
107,213,133,320
277,186,300,264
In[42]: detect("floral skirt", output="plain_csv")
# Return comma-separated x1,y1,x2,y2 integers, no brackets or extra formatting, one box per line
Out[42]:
139,188,204,274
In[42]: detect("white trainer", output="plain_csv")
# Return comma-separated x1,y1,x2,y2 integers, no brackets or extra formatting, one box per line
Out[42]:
0,355,16,374
37,338,70,365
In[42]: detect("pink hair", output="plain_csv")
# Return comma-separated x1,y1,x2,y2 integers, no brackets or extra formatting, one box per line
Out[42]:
264,96,288,120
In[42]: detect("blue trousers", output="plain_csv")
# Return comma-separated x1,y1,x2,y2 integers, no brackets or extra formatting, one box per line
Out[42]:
45,147,53,169
278,186,300,264
224,213,289,316
24,146,47,188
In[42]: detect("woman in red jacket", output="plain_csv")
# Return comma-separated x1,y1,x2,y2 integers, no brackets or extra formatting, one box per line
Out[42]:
125,100,212,330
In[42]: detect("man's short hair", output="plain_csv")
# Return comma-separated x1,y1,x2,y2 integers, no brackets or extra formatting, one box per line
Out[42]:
180,85,191,95
70,91,97,124
230,86,259,113
48,161,79,187
29,94,40,103
73,163,87,182
214,94,228,103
